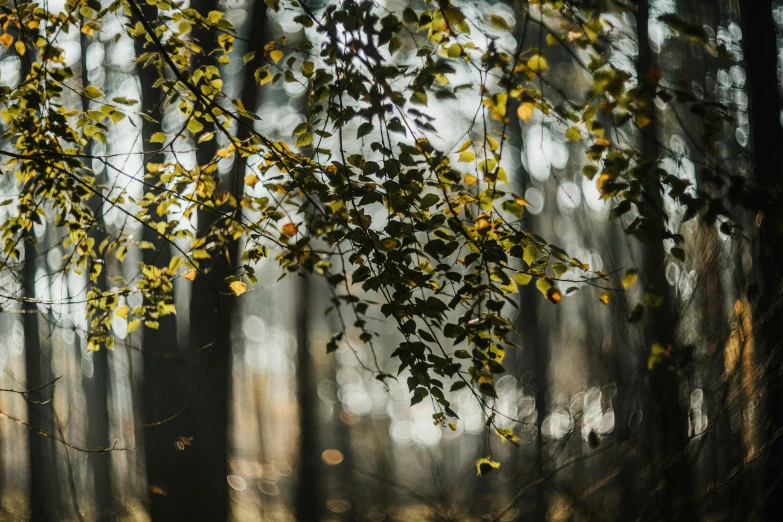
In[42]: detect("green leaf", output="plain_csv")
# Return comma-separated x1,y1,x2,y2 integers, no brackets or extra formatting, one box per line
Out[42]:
582,165,598,179
357,122,374,139
295,132,313,148
523,245,537,266
565,126,581,140
489,14,511,31
84,85,103,99
420,193,440,208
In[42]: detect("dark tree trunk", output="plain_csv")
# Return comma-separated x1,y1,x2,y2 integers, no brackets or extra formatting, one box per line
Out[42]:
737,0,783,516
24,241,58,521
80,20,113,518
635,1,693,517
506,53,549,518
19,38,58,520
169,0,235,517
133,3,188,518
294,275,321,520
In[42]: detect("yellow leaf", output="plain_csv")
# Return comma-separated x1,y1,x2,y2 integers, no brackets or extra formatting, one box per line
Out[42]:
127,319,142,333
476,457,500,476
150,132,166,143
464,174,478,185
14,40,24,56
486,136,499,152
599,292,610,305
475,216,491,235
183,269,197,281
0,34,13,49
517,102,534,121
229,281,247,296
270,50,284,63
245,174,260,188
527,54,549,72
456,139,473,153
187,119,204,134
458,150,476,162
116,305,130,319
198,132,215,143
621,269,638,289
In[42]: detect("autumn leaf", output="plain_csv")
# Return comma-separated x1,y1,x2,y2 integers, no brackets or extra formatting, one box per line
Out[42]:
0,34,13,49
183,269,197,281
282,223,298,237
475,216,491,235
527,54,549,71
476,457,500,476
381,238,399,250
245,174,260,188
116,305,130,319
458,150,476,162
229,281,247,296
517,102,534,121
622,269,638,289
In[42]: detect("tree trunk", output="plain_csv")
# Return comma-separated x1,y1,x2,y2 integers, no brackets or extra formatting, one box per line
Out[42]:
173,0,233,517
133,3,188,518
80,20,113,518
294,275,322,519
737,0,783,516
24,241,58,521
635,1,693,517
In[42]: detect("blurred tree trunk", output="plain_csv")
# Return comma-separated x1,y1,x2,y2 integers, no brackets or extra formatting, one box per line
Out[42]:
507,93,549,522
738,0,783,516
234,4,269,511
80,20,113,518
133,2,187,518
635,1,693,517
24,241,58,521
294,275,321,520
174,0,238,517
19,41,58,521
